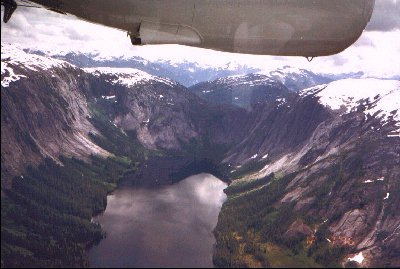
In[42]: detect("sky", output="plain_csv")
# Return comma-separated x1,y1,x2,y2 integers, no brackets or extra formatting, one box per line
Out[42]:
1,0,399,77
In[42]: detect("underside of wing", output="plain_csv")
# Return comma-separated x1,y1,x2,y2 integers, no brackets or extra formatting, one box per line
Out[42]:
5,0,375,57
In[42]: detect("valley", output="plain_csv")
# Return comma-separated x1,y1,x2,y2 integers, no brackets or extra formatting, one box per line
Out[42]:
1,44,399,268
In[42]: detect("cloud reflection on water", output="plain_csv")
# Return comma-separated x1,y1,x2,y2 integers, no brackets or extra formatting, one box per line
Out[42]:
89,173,227,268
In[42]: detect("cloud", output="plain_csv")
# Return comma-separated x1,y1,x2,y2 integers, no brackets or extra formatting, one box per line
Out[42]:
62,27,92,41
331,55,349,66
367,0,400,31
1,6,131,52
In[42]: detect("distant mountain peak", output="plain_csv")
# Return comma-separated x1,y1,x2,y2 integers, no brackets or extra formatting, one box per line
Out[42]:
257,65,333,92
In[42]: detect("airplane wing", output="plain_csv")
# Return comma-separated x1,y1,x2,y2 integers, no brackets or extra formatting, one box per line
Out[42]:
3,0,375,57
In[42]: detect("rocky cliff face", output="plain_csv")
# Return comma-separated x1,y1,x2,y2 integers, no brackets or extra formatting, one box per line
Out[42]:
214,78,400,268
1,45,109,188
1,45,248,187
84,67,200,150
82,67,249,152
190,73,291,110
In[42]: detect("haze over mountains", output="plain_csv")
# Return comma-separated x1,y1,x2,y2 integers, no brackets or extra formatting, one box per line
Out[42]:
23,47,259,87
1,43,399,267
24,45,391,88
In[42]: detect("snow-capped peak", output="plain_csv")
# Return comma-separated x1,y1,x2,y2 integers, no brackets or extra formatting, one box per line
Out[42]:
84,67,177,87
1,43,72,88
256,65,333,92
301,78,400,122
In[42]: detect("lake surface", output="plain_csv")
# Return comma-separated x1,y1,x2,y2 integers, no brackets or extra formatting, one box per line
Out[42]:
89,173,227,268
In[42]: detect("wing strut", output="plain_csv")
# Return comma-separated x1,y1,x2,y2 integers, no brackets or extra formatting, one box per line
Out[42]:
2,0,17,23
129,23,142,45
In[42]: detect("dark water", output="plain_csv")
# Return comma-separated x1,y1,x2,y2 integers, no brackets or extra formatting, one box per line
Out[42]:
89,173,227,268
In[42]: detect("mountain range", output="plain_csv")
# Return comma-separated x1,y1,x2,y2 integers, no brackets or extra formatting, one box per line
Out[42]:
23,47,259,87
1,43,399,268
23,47,373,89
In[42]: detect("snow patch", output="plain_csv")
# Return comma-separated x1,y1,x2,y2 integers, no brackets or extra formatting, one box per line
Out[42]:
348,252,364,264
384,193,390,200
101,95,116,100
363,180,374,183
251,154,258,159
1,63,27,87
276,97,287,107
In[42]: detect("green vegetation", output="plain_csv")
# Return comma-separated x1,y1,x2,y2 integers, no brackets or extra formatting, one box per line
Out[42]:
1,156,128,267
1,102,148,267
307,225,349,267
229,159,270,179
213,172,312,268
213,151,364,268
224,173,274,196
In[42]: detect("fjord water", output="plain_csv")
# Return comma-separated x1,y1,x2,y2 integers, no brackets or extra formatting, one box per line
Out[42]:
89,174,227,268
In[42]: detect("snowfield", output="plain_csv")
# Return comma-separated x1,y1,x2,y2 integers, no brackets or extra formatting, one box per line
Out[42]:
1,44,71,88
84,67,178,87
1,44,178,90
301,78,400,122
214,73,277,88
